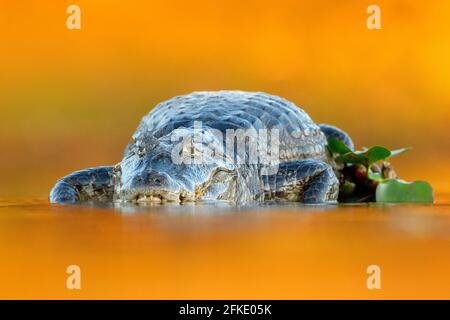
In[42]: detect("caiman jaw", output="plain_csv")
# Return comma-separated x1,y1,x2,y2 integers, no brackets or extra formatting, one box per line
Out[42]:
121,187,195,204
140,191,195,203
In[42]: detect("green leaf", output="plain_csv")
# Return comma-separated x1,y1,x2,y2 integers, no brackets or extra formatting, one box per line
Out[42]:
375,179,434,203
327,138,352,155
389,147,411,158
337,152,367,165
329,141,409,168
366,146,391,165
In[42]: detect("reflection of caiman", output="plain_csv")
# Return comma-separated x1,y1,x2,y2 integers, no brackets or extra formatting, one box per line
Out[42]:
50,91,353,204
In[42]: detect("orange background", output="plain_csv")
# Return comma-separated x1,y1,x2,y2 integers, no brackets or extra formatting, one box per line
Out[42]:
1,0,450,300
1,0,450,197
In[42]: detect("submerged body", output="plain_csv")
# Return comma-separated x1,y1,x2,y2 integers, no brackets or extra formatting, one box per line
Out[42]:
50,91,353,204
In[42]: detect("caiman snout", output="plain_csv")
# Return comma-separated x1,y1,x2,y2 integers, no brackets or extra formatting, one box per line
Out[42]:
126,169,192,203
130,170,170,189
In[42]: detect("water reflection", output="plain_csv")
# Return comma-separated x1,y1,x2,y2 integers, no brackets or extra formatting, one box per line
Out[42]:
1,197,449,238
0,197,449,299
35,198,348,215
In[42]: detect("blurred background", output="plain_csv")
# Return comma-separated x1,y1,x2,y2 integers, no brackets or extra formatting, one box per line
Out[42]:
1,0,450,197
1,0,450,300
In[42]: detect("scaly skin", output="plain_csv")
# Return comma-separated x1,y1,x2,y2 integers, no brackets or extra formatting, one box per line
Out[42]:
50,91,353,204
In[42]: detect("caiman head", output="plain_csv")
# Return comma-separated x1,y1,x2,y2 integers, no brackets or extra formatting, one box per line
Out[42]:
113,128,237,203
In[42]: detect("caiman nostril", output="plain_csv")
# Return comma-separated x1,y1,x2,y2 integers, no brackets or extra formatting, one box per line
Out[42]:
148,171,168,185
131,170,169,188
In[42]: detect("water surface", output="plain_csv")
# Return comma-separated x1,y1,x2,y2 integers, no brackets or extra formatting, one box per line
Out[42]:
0,197,449,299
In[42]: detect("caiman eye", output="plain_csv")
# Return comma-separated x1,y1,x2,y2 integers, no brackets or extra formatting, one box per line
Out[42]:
137,146,146,157
112,164,122,183
112,164,121,175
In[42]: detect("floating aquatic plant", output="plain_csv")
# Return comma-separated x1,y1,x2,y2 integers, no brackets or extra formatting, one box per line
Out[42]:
328,138,434,203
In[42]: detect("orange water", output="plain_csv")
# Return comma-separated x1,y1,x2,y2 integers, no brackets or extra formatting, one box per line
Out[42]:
1,197,449,299
2,0,450,300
